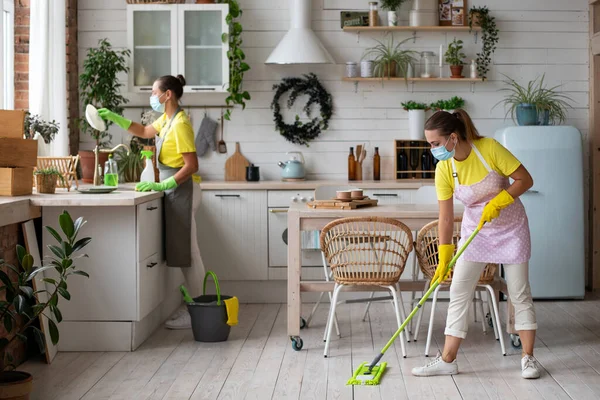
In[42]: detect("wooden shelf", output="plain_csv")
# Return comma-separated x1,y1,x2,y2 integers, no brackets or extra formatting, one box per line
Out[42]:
342,25,481,32
342,77,483,82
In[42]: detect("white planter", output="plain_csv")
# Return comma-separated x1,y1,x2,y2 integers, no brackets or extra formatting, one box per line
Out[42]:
408,110,426,140
387,11,398,26
413,0,438,11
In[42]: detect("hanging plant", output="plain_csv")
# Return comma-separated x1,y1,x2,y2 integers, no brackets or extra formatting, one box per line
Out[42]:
271,73,333,146
468,6,499,81
219,0,251,121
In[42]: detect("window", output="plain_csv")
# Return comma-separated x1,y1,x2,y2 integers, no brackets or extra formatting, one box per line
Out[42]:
1,0,14,109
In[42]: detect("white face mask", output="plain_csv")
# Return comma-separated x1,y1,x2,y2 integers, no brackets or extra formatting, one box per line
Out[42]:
150,92,166,113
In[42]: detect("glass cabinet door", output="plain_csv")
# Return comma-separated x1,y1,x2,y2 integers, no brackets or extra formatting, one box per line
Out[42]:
179,5,229,92
128,6,177,92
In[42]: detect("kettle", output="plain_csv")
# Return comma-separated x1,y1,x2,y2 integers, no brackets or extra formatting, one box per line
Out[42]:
277,152,306,179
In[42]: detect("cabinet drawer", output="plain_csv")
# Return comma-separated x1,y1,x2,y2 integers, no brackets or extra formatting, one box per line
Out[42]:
137,199,163,262
138,252,164,320
363,189,415,205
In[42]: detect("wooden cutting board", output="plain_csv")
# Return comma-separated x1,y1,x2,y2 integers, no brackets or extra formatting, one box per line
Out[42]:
224,142,250,181
307,198,378,210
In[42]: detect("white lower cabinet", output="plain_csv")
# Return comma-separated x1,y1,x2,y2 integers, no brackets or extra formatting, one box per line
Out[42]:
41,199,174,351
197,190,268,280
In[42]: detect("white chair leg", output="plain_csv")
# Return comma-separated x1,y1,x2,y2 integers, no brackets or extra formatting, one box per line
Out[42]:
413,280,430,342
476,289,487,334
487,290,499,340
395,283,410,342
425,285,442,357
322,291,341,341
485,285,506,356
474,290,479,322
320,252,340,339
361,292,375,321
324,283,344,358
386,285,407,358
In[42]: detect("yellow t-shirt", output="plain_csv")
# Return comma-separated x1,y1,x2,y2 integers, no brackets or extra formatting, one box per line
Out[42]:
435,137,521,201
152,111,196,168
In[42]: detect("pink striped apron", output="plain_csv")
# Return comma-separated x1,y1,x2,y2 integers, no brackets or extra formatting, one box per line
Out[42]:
451,143,531,264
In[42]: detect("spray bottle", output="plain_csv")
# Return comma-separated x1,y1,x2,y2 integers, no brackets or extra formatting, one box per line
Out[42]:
140,150,155,183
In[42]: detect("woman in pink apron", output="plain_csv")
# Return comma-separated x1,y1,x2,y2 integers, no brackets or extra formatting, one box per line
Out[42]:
412,109,540,379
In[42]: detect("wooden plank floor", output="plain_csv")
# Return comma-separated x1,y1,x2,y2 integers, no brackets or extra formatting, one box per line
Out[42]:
19,292,600,400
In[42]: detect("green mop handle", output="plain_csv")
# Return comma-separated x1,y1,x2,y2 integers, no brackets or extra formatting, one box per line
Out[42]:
366,225,482,371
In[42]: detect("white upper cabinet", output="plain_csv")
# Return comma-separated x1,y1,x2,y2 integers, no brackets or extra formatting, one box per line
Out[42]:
127,4,229,94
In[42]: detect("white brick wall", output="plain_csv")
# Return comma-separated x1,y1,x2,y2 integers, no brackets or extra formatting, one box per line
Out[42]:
78,0,590,182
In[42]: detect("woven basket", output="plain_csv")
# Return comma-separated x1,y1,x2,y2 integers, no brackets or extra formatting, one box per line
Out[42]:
416,218,497,284
126,0,185,4
35,174,58,194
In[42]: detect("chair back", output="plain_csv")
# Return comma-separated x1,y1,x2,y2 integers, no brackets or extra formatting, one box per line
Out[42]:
415,218,497,283
320,217,414,286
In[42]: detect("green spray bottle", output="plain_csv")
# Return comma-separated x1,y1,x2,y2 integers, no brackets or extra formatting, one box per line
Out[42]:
140,150,155,183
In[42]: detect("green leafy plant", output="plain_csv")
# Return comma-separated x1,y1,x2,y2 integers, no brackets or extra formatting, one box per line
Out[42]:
115,136,147,183
380,0,407,10
493,74,573,124
78,39,130,148
218,0,251,121
468,6,499,80
23,112,59,144
445,39,466,66
33,167,66,185
401,101,430,111
0,211,90,371
362,36,418,81
430,96,465,111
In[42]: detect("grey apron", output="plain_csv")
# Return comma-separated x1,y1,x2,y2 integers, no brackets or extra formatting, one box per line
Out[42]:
156,107,192,268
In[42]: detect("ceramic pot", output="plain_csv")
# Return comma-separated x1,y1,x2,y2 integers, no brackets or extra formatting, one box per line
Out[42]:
539,109,550,126
387,11,398,26
408,110,426,140
79,150,108,184
516,104,539,126
380,61,397,77
450,65,464,78
0,371,33,400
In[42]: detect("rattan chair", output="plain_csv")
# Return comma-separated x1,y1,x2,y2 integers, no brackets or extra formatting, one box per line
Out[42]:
414,218,507,356
320,216,414,358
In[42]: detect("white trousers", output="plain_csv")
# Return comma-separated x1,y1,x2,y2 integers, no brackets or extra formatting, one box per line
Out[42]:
444,260,537,339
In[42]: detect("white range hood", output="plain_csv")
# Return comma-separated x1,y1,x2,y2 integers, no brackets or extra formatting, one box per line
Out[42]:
265,0,335,65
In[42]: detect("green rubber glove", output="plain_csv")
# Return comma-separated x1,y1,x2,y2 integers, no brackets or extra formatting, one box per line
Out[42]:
136,176,178,192
432,244,455,285
97,108,132,130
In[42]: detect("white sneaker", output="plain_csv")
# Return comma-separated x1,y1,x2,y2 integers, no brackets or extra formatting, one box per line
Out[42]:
521,355,541,379
165,310,191,330
168,304,188,321
411,352,458,376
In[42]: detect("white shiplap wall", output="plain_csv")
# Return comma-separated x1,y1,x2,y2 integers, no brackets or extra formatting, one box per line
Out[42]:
78,0,590,182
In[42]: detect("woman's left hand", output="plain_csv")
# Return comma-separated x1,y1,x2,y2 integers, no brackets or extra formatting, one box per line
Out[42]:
478,189,514,230
136,176,178,192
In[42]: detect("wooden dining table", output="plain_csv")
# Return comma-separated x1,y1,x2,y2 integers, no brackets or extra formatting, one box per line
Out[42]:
286,202,516,350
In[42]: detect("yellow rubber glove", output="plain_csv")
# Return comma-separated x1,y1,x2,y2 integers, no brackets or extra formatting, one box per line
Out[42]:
477,189,514,230
432,244,455,285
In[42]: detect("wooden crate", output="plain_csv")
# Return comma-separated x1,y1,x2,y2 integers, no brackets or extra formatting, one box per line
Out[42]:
0,110,26,139
0,167,34,196
0,138,38,168
395,140,436,180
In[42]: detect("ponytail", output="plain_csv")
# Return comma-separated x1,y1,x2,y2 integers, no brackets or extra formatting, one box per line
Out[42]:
424,108,483,141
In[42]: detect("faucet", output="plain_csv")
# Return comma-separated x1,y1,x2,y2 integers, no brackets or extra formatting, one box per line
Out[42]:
93,143,130,186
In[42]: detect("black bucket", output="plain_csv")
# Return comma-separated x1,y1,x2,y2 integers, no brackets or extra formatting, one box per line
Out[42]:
187,271,232,342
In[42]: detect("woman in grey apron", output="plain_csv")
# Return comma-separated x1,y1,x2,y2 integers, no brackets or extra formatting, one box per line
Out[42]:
98,74,199,329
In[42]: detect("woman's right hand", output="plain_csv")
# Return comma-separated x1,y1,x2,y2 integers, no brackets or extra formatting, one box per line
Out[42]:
432,244,455,285
98,108,132,130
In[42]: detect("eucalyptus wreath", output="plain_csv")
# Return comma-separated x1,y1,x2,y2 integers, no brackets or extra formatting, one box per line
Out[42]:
270,73,333,146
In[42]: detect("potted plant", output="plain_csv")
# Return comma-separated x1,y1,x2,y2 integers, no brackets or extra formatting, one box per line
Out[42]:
23,113,59,144
468,6,499,81
218,0,251,121
445,38,466,78
381,0,407,26
362,36,418,80
115,136,147,183
430,96,465,113
402,101,430,140
493,74,573,126
33,167,65,194
0,211,90,399
78,38,130,183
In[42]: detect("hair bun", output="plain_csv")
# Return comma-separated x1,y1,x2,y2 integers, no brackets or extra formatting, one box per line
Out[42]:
176,74,186,87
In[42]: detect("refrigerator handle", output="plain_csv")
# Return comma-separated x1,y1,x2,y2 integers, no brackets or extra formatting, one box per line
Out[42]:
525,189,539,194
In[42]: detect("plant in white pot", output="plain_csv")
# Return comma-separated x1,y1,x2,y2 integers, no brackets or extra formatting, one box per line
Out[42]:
402,101,430,140
381,0,408,26
430,96,465,113
0,211,90,399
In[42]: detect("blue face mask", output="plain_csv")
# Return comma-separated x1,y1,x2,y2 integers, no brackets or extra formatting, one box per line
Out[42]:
150,92,166,113
431,136,456,161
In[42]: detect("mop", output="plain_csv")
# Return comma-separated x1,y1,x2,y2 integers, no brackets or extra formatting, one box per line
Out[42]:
347,225,483,385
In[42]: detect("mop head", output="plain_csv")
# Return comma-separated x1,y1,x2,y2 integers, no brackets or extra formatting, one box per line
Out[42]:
346,362,387,386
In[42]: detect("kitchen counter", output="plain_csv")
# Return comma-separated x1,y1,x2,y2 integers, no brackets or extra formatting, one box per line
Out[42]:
199,179,434,190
